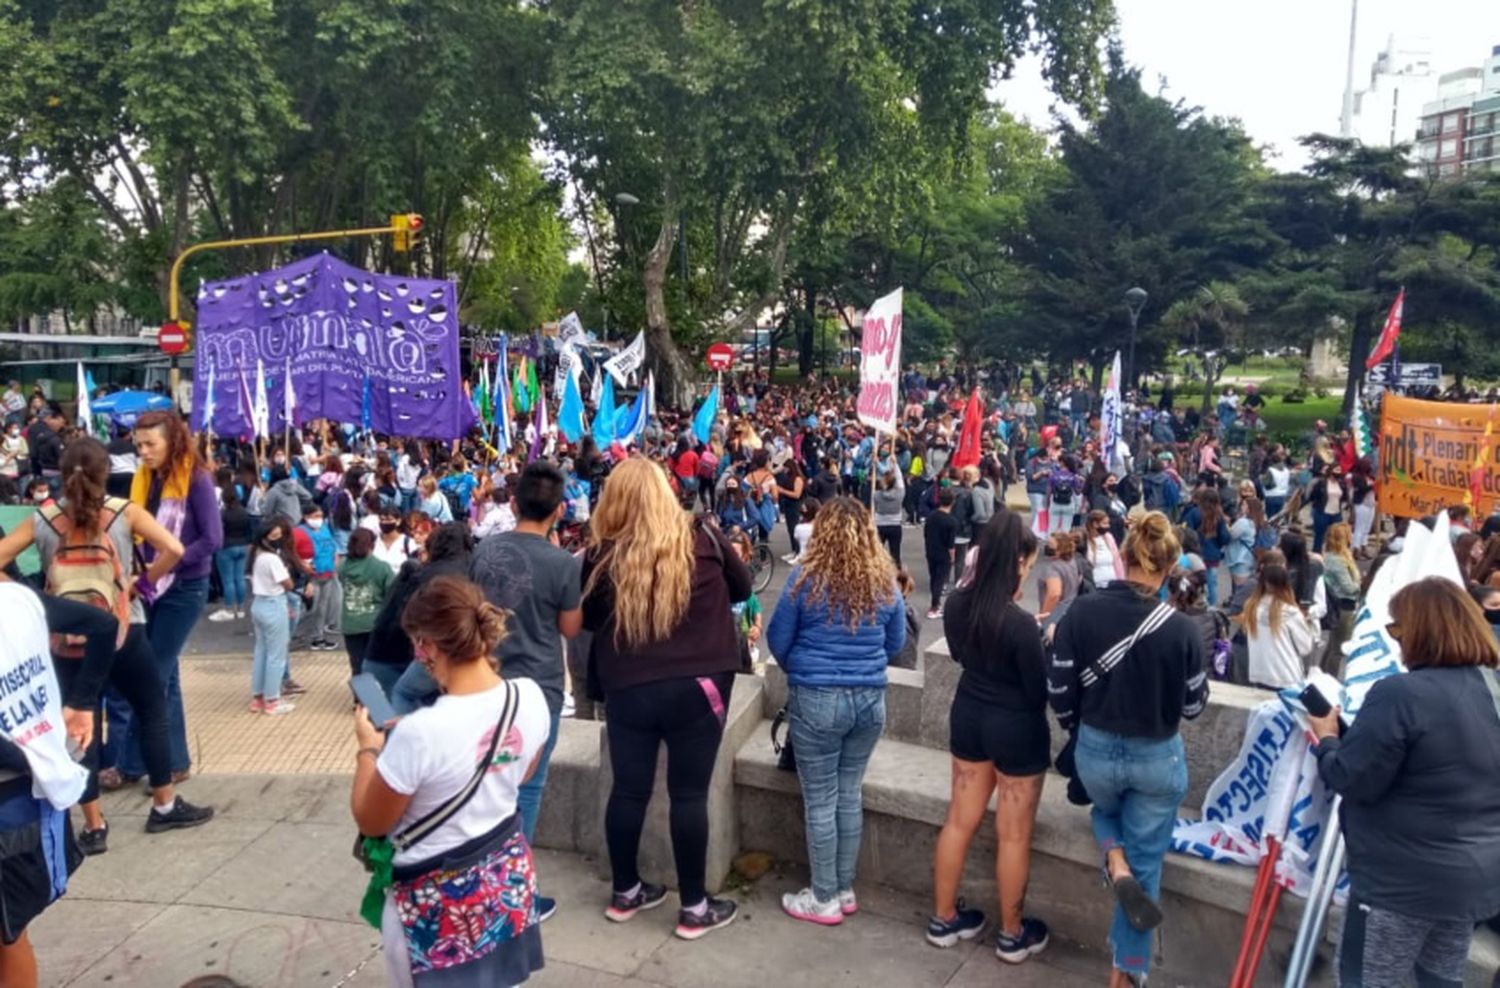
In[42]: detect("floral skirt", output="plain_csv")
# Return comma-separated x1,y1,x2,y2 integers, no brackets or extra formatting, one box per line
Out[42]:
388,817,544,984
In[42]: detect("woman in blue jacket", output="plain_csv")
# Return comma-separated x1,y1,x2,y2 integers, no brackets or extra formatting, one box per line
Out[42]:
1180,488,1230,605
767,497,906,927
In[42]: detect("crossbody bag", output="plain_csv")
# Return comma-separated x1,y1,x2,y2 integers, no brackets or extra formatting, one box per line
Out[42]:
357,680,520,928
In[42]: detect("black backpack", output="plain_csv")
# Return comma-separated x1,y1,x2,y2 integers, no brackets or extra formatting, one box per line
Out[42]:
1117,474,1142,508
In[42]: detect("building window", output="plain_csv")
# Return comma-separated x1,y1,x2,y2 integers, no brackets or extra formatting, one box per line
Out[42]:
1440,138,1458,158
1443,113,1461,134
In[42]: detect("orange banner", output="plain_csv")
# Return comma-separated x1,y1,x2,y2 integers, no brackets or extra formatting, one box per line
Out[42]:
1378,395,1500,519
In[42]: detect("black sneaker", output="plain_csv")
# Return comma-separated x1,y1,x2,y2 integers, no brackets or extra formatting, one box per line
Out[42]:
282,679,308,696
604,882,667,922
995,917,1050,963
77,823,108,856
926,900,986,947
535,895,557,923
144,798,215,834
674,897,737,940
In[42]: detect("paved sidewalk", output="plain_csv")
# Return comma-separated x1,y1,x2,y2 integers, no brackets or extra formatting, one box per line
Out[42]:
31,774,1118,988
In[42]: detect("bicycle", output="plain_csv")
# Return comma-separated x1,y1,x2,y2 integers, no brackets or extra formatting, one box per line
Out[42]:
748,541,775,593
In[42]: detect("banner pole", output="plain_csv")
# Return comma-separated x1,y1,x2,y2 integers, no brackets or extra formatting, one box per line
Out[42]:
870,430,880,510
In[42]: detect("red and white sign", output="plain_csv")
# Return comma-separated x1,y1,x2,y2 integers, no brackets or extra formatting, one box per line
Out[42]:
706,342,735,371
856,288,903,434
158,322,188,356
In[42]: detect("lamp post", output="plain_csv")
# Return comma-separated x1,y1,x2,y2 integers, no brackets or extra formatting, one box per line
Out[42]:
1124,286,1148,390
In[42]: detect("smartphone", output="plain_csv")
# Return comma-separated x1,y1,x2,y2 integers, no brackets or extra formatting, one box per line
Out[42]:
1298,683,1333,718
350,673,398,731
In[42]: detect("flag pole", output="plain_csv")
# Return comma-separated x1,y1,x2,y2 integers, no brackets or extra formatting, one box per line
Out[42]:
870,430,880,510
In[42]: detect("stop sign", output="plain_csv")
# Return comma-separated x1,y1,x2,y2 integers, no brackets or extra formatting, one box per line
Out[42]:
706,342,735,371
158,322,188,356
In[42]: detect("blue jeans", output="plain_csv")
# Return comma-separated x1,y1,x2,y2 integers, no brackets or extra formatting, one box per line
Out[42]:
251,596,290,701
214,545,249,610
518,710,562,845
111,577,207,777
1073,725,1188,976
391,660,440,716
787,684,886,902
1312,509,1339,553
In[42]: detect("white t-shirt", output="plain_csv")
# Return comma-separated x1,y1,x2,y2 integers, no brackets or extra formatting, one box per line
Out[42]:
0,584,87,809
1246,599,1316,689
1090,536,1116,588
359,514,381,536
378,678,550,866
1265,465,1291,498
372,533,414,573
251,551,290,597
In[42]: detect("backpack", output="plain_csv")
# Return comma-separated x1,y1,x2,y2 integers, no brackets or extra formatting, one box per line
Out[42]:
39,499,132,658
1116,474,1142,508
1051,477,1074,506
1162,475,1182,509
697,449,720,480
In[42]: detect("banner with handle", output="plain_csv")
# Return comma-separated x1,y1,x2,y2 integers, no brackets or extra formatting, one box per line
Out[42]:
856,288,902,435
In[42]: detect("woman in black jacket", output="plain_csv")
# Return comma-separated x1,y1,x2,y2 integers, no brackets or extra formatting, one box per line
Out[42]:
1307,577,1500,987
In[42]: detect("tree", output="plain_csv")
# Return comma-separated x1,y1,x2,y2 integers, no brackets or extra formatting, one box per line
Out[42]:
1161,281,1249,415
540,0,1114,402
1010,57,1269,386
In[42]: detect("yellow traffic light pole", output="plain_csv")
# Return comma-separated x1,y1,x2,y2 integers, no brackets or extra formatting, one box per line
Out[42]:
165,214,420,402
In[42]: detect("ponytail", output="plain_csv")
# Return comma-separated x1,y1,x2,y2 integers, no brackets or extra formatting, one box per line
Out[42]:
60,438,110,536
1122,510,1179,579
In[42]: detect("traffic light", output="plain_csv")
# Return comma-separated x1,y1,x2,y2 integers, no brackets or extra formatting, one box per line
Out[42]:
390,212,423,252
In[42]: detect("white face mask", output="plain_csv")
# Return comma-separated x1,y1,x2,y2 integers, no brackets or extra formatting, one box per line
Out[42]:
32,491,48,502
305,518,323,531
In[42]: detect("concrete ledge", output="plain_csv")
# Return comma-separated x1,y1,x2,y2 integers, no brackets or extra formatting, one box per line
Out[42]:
532,716,605,855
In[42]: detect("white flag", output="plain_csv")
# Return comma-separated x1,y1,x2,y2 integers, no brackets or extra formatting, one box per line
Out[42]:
1099,351,1123,473
75,363,93,437
589,366,603,406
283,358,297,429
604,330,647,387
253,359,271,439
558,311,586,348
554,343,583,397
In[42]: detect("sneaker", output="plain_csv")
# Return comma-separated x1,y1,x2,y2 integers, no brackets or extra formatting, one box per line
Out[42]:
282,679,307,696
838,889,858,916
264,699,296,715
207,608,235,623
312,639,338,652
249,697,265,714
535,895,557,923
560,695,576,719
781,553,798,564
781,888,842,926
926,901,986,947
926,607,943,620
144,797,215,834
676,897,738,940
604,882,668,922
994,917,1050,963
77,823,108,856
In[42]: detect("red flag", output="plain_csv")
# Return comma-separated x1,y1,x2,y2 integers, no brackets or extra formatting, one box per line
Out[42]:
1365,289,1405,370
951,389,983,470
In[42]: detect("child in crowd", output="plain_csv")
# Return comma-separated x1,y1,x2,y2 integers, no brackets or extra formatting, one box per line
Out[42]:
924,486,959,619
338,528,393,677
728,531,764,672
249,520,296,715
890,566,922,669
26,475,52,507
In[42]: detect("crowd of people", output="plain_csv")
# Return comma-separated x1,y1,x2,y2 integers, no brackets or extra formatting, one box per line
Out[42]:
0,356,1496,988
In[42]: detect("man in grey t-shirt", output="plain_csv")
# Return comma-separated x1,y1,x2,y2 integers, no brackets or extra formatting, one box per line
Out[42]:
469,462,581,920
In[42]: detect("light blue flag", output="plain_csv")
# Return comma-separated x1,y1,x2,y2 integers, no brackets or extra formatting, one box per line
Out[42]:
495,338,511,451
591,373,617,449
559,367,587,444
201,360,217,434
615,385,648,446
692,384,719,446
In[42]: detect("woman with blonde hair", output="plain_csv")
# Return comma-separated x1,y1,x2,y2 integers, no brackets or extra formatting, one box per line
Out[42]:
1239,559,1316,689
1320,522,1361,676
580,457,752,941
766,497,906,926
1050,511,1208,988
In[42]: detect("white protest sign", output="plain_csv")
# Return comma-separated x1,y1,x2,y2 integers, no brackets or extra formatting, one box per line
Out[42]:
554,343,583,397
0,584,86,809
604,330,647,387
856,288,902,434
558,311,586,348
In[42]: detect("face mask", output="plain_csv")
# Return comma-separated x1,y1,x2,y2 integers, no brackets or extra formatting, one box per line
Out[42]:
273,456,286,466
305,518,323,530
265,536,284,549
31,490,48,502
380,521,399,533
1486,607,1500,627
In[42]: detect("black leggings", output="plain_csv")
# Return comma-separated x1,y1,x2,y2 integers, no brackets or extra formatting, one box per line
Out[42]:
928,556,951,611
53,625,172,801
344,632,371,678
604,672,734,906
783,500,802,548
877,524,902,562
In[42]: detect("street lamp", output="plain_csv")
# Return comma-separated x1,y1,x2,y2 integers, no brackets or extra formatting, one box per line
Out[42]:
1124,286,1148,389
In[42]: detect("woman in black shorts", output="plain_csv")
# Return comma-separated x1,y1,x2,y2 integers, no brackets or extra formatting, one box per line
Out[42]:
927,509,1052,965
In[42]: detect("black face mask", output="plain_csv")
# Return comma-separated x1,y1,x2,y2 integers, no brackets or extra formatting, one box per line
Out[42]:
1485,607,1500,627
380,521,399,533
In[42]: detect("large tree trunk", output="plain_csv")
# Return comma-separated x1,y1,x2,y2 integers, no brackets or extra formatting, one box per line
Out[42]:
1342,308,1374,418
1200,354,1218,419
643,203,693,408
799,283,816,376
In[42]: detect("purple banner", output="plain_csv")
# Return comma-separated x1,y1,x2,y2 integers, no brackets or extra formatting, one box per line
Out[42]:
190,253,475,439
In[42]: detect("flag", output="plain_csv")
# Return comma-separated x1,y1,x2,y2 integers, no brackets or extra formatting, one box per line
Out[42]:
529,389,548,462
361,373,373,434
525,357,540,413
75,363,92,436
645,371,656,422
589,365,603,407
495,346,512,452
592,373,617,448
200,360,217,435
559,366,588,444
253,359,271,439
238,366,254,440
615,382,649,446
951,389,983,469
692,384,720,445
604,330,647,386
475,359,493,426
1365,288,1405,370
1350,386,1372,460
512,356,531,415
1099,351,1123,472
283,358,297,429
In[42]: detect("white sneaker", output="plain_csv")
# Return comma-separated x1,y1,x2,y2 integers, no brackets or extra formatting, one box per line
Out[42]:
561,695,576,719
781,888,843,926
264,700,296,715
837,889,858,916
781,553,798,564
207,609,234,623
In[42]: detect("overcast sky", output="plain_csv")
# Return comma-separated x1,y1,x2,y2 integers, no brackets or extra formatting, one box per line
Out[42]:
993,0,1500,171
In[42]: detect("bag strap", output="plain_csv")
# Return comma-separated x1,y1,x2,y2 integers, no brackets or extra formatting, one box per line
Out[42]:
1079,601,1175,689
390,681,519,853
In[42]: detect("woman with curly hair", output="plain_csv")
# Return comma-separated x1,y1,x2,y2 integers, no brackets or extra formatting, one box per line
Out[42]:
766,497,907,926
581,458,751,941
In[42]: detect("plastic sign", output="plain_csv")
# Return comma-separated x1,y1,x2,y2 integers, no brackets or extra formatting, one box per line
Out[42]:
706,342,735,371
158,322,188,356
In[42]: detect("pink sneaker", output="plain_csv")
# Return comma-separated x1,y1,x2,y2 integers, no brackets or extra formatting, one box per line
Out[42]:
248,697,265,714
781,888,842,926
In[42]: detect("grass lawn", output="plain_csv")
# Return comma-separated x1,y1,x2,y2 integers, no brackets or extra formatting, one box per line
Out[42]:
1260,396,1343,437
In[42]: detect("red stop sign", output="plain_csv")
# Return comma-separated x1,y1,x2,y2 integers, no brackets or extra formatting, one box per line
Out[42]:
158,322,188,356
706,342,735,371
